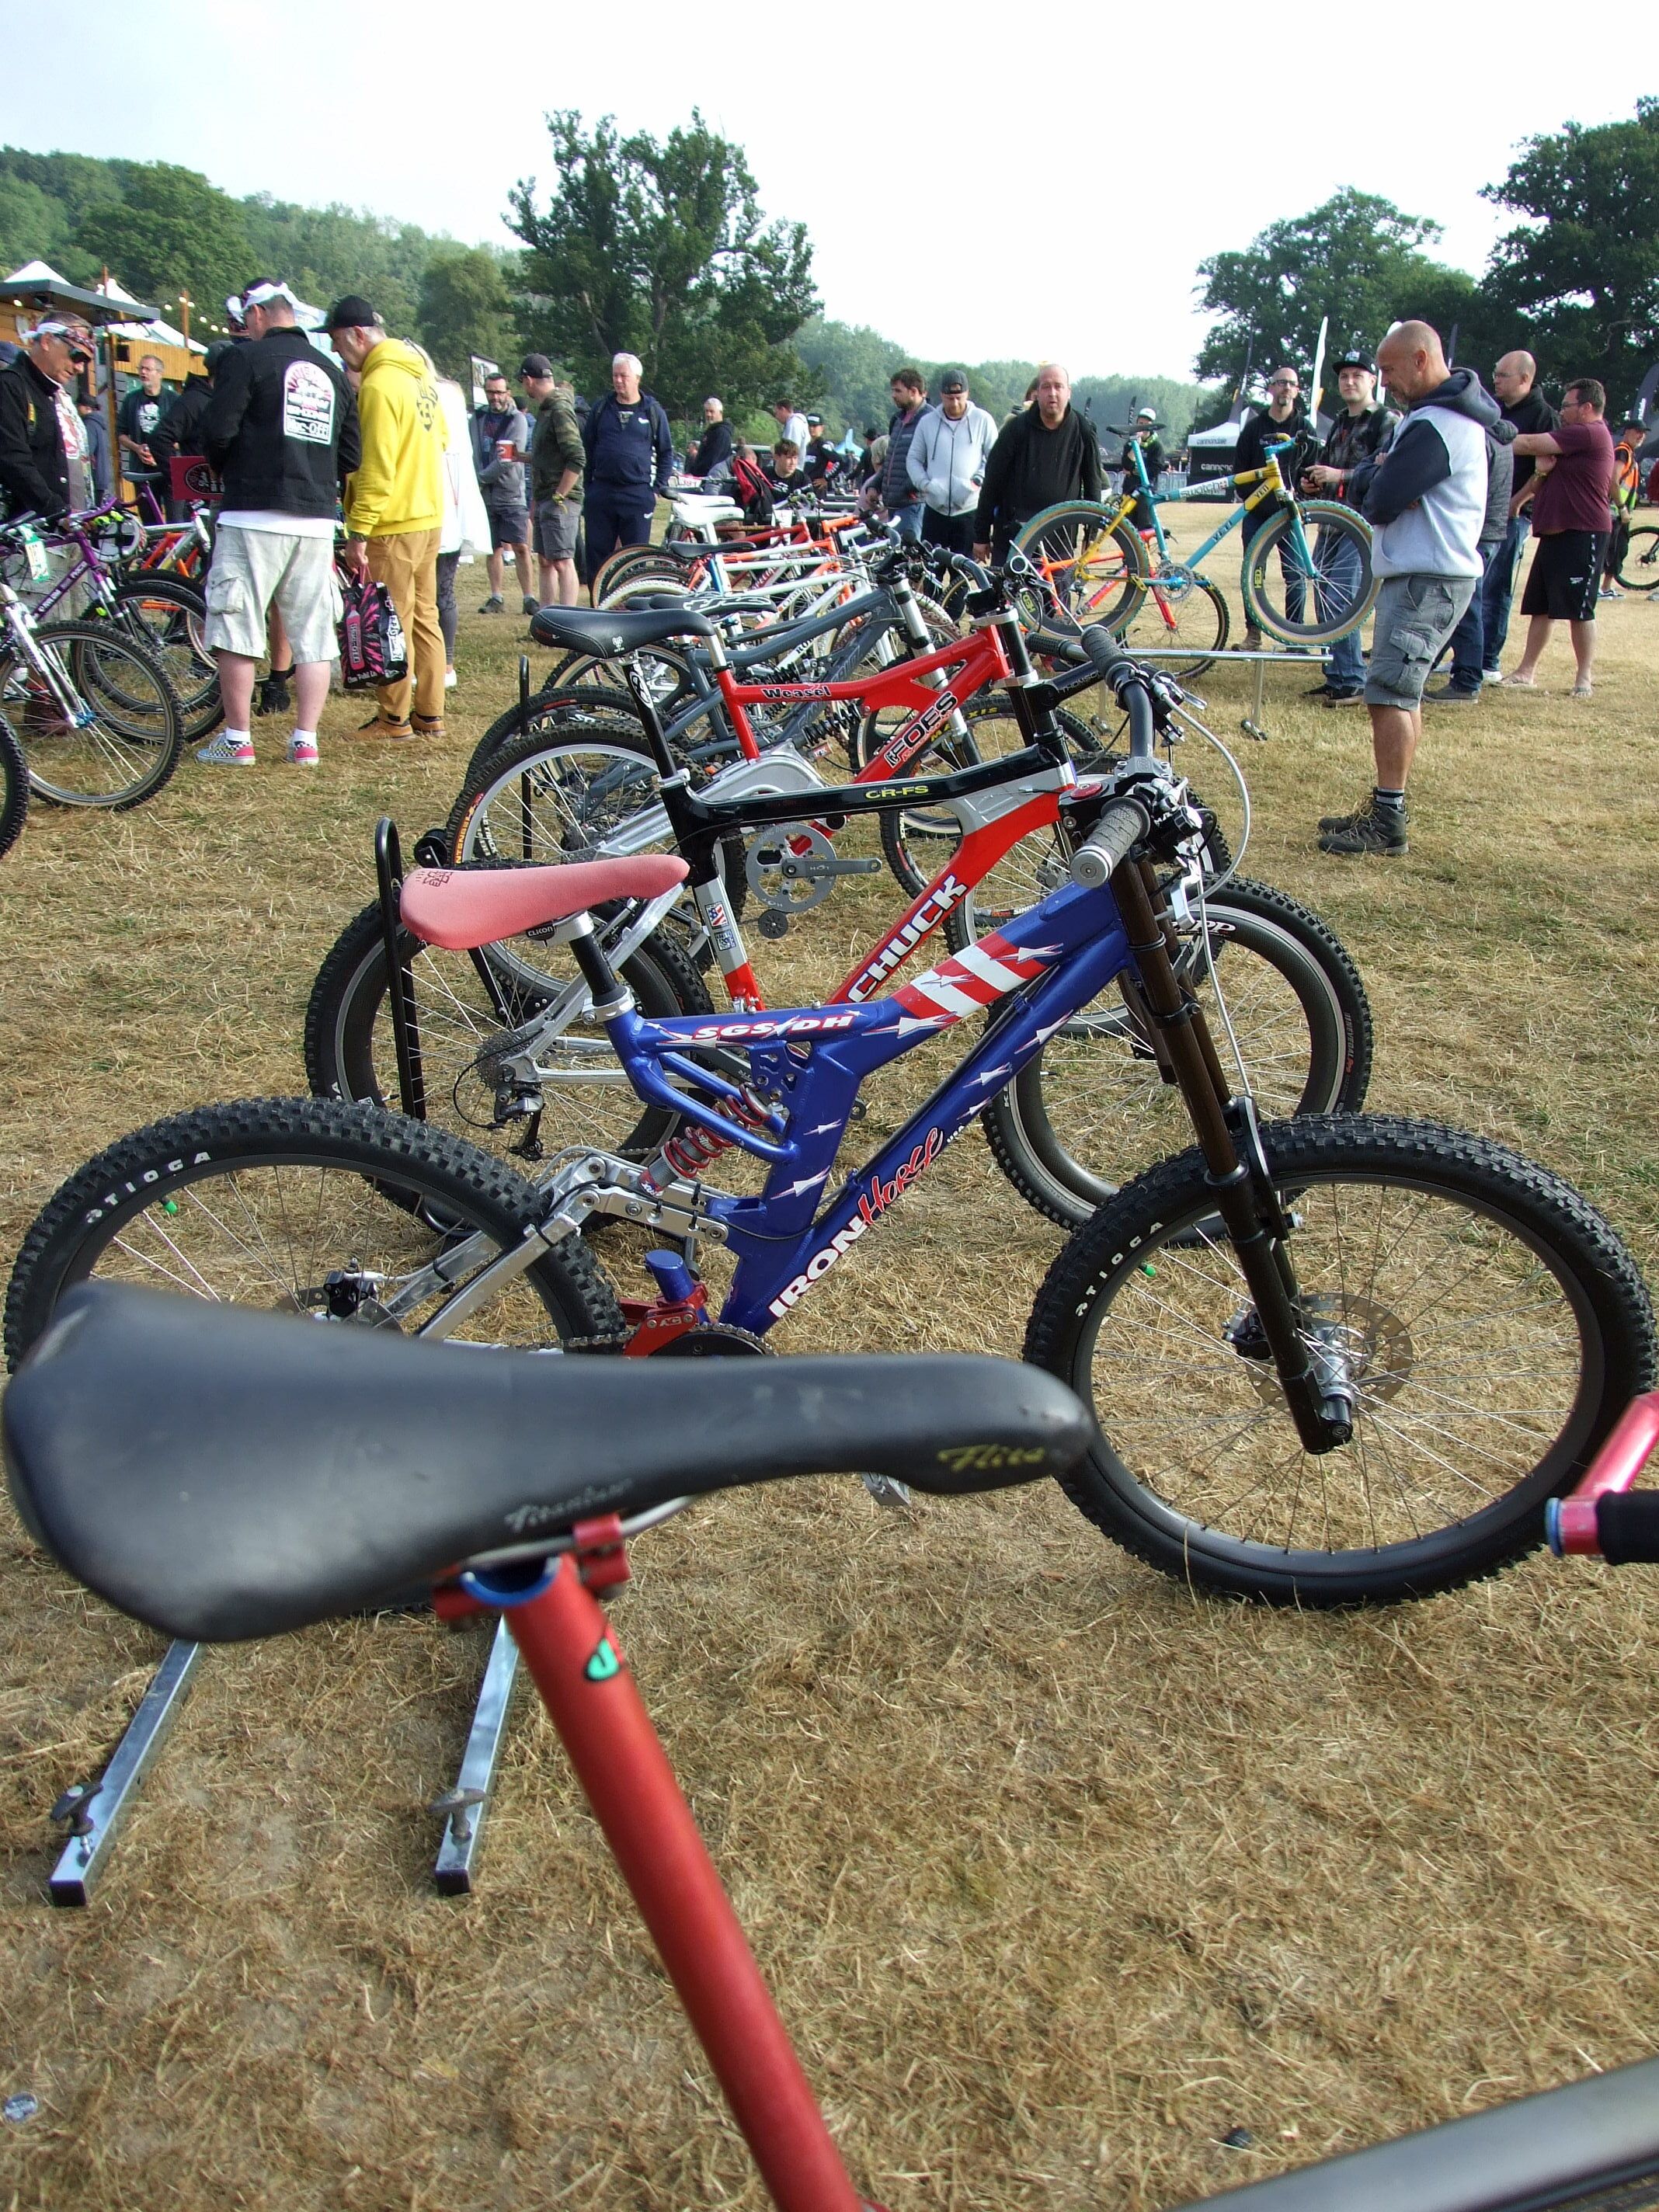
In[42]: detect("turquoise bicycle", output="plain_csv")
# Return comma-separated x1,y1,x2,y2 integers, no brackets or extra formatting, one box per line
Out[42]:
1017,433,1376,670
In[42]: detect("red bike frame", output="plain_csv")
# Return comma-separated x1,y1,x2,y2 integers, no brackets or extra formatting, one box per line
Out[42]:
436,1535,882,2212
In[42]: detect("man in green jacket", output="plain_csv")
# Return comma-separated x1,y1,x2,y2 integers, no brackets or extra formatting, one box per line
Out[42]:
522,353,584,607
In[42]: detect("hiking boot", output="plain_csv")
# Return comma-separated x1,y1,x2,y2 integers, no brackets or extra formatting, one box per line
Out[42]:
255,666,294,717
1241,627,1263,653
1303,680,1336,699
1425,683,1480,704
1317,792,1407,857
478,593,505,614
1320,687,1365,707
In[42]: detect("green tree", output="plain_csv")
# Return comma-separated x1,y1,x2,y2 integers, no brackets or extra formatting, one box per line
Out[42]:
1483,99,1659,404
508,111,818,415
418,245,518,377
0,170,85,280
238,196,440,336
1195,189,1446,381
73,162,249,322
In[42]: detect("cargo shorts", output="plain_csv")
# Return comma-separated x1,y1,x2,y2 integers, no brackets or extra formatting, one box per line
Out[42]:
203,524,341,664
1364,573,1474,710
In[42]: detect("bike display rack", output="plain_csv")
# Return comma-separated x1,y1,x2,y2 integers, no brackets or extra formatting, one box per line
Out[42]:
43,1619,520,1904
1122,644,1330,743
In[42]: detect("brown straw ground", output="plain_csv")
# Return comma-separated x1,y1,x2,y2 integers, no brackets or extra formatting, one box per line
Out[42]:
3,556,1659,2211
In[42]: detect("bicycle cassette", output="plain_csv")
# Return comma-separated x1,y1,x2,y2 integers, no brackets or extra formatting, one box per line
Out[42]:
744,823,878,913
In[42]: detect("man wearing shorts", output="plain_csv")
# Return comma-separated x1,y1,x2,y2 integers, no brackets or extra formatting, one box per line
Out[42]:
1504,380,1617,699
1316,322,1496,857
523,355,584,607
471,370,534,613
199,280,360,767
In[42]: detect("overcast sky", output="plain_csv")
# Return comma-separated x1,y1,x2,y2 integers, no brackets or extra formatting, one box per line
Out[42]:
2,2,1643,382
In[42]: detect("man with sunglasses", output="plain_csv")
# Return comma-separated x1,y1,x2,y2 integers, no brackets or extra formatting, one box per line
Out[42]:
0,316,96,521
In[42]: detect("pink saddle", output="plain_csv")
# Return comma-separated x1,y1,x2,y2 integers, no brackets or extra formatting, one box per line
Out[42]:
400,855,690,951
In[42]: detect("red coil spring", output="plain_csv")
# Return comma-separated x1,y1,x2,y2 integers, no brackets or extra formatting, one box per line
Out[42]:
656,1084,774,1181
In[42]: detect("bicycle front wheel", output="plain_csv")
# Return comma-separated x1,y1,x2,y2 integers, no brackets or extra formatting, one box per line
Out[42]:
5,620,183,808
1024,1116,1657,1604
5,1096,622,1368
1243,501,1376,645
985,878,1371,1225
1014,503,1147,633
1615,522,1659,593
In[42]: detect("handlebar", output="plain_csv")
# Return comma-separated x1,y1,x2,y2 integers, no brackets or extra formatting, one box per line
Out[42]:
1069,795,1151,889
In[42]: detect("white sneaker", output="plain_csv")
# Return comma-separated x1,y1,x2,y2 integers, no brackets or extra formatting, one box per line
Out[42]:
444,668,457,689
288,732,319,767
197,730,255,766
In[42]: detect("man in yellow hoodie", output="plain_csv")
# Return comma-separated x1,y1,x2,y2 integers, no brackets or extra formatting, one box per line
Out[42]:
325,295,447,739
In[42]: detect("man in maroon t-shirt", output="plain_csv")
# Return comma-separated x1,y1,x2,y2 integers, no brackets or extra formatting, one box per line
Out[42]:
1504,377,1617,697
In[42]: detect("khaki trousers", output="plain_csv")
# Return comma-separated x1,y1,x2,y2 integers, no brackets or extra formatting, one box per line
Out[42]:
366,527,444,728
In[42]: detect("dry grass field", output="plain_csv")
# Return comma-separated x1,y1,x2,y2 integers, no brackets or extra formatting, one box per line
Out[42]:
3,548,1659,2212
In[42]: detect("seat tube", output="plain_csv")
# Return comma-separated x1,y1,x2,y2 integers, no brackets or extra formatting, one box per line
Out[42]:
508,1560,867,2212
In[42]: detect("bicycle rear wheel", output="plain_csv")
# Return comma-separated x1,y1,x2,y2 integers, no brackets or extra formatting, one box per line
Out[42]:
5,1096,622,1369
1014,503,1147,633
304,900,710,1161
1614,522,1659,593
111,576,221,742
1119,569,1229,677
1024,1115,1657,1604
1243,501,1376,645
0,711,26,859
5,620,184,809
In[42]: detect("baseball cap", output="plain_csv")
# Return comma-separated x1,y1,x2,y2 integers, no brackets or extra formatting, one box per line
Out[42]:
520,353,555,379
1334,348,1376,372
940,370,968,394
805,411,823,426
323,294,379,332
1135,405,1157,421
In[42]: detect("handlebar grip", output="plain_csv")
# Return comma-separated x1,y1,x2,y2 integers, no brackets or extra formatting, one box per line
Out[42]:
1069,798,1151,890
1079,621,1133,684
1596,1492,1659,1564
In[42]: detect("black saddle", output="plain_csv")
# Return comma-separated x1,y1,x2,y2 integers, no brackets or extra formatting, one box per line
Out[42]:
530,603,716,656
2,1287,1090,1643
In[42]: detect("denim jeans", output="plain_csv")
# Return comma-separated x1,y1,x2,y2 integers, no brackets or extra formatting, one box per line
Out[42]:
1443,540,1500,691
1319,527,1366,690
1480,513,1531,672
890,500,923,543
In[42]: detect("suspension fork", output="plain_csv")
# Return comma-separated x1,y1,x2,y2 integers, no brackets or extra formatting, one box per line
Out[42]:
1109,857,1354,1456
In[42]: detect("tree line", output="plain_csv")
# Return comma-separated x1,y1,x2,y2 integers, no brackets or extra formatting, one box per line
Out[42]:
5,97,1657,440
1197,101,1659,417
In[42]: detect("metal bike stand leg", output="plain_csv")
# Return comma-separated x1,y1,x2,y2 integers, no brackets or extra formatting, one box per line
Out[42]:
431,1617,521,1894
47,1638,203,1906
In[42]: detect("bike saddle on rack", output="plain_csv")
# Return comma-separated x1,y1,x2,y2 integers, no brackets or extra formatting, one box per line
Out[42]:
3,1285,1092,1643
530,605,718,653
401,854,688,950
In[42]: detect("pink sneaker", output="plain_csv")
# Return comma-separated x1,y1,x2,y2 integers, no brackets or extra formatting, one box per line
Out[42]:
197,730,256,767
288,732,319,767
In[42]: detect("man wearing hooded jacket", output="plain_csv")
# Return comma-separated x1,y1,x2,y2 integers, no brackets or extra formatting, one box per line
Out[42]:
325,295,448,740
1315,322,1497,857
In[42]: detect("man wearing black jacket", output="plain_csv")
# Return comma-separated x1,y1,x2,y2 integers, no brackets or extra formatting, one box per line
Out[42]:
1234,367,1316,649
0,318,97,520
197,280,359,767
973,363,1103,562
1300,350,1396,700
1483,351,1557,678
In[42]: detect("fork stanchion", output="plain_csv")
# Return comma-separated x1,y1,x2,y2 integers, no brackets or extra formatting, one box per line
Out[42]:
47,1637,202,1905
507,1556,868,2212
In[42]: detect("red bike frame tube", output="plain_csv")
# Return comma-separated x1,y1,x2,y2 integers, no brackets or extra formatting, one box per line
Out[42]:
1553,1392,1659,1552
507,1558,868,2212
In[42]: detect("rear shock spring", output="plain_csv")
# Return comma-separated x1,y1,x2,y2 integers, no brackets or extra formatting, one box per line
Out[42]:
655,1083,777,1181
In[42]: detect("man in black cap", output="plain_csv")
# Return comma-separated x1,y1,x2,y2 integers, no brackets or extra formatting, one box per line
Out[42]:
1301,348,1396,701
520,353,585,607
908,370,996,553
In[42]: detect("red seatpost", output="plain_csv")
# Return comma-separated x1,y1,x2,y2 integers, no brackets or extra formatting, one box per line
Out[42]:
506,1555,872,2212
